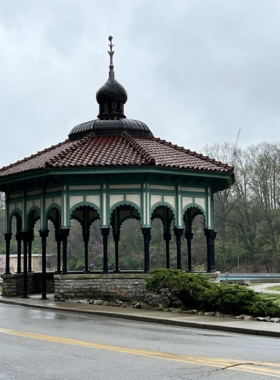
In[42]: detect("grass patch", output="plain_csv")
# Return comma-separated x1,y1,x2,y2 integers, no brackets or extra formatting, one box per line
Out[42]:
267,285,280,291
259,293,280,307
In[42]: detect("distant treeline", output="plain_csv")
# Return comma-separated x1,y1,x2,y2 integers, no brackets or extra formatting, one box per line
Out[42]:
204,141,280,273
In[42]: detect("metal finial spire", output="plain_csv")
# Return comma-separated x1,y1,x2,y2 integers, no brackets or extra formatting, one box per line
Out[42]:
108,36,114,77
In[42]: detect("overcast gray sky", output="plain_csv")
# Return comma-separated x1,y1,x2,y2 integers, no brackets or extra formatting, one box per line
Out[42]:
0,0,280,168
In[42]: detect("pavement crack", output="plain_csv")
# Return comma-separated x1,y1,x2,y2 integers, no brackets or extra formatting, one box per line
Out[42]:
220,362,256,370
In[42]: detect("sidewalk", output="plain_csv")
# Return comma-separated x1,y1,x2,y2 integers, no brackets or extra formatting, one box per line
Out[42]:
248,282,280,294
1,295,280,338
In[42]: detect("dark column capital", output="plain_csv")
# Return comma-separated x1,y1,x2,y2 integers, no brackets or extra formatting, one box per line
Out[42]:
185,231,194,240
26,231,35,242
174,228,184,237
101,228,110,237
142,227,152,240
15,233,22,242
4,233,12,241
60,228,70,239
21,231,30,240
163,232,172,241
204,229,217,239
39,229,49,239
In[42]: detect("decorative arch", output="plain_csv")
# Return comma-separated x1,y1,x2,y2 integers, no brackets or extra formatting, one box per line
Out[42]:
45,203,61,225
150,202,176,227
8,208,22,233
109,203,142,273
70,204,100,237
182,202,205,216
151,203,175,233
183,205,206,233
151,204,175,220
151,201,176,216
26,206,41,231
46,203,61,218
69,201,101,226
45,204,62,240
110,203,141,235
109,201,142,219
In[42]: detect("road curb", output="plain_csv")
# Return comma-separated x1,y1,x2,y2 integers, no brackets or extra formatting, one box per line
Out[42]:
1,298,280,338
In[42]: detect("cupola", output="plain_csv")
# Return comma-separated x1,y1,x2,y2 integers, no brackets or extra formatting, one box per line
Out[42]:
69,36,153,141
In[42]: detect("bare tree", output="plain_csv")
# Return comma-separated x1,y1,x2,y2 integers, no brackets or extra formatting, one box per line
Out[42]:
245,143,280,271
203,143,237,269
228,151,259,271
203,141,280,272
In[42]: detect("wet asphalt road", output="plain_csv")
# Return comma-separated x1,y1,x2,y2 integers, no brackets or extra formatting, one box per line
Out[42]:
0,304,280,380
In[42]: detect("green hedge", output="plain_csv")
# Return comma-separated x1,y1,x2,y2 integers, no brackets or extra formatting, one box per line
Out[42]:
145,268,280,317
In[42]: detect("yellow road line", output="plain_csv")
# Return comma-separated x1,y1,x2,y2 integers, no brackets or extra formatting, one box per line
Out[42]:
0,327,280,377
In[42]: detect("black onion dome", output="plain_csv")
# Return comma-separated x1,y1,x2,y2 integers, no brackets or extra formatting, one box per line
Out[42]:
95,36,128,119
96,77,127,104
69,118,153,141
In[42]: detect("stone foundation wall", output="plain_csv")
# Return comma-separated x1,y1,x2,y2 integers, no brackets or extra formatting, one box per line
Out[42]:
1,271,220,299
54,274,148,302
1,273,54,297
54,272,220,302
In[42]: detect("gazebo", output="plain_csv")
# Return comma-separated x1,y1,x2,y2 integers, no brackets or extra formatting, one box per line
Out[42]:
0,37,234,301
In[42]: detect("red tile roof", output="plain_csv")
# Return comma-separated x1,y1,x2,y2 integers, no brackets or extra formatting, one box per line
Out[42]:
0,140,78,177
0,133,233,177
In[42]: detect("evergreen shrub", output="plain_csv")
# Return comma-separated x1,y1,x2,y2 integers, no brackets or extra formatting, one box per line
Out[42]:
145,268,213,308
145,268,280,317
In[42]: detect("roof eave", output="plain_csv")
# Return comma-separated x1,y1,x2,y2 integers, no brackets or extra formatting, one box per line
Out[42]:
0,165,234,193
